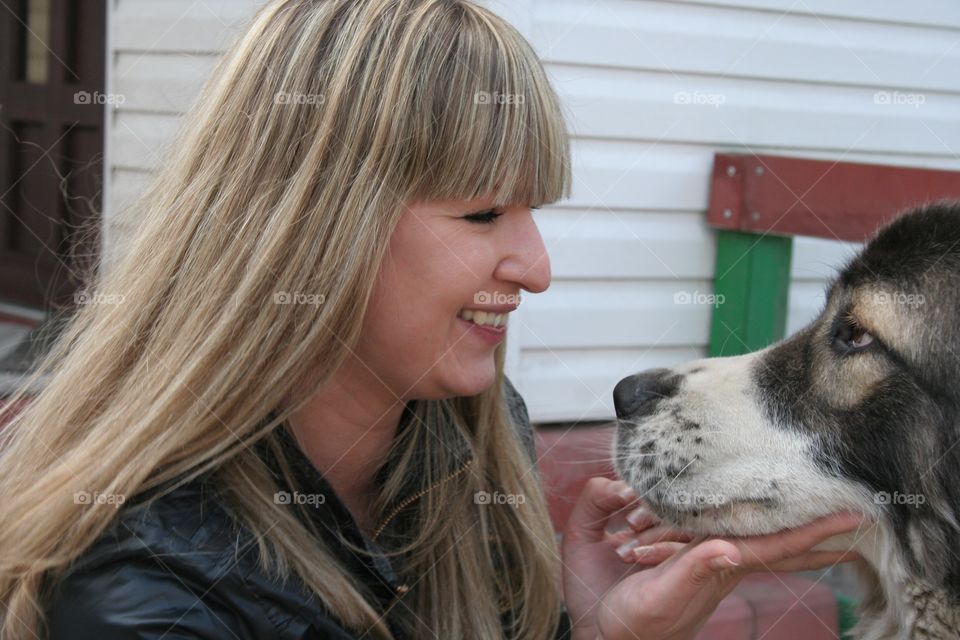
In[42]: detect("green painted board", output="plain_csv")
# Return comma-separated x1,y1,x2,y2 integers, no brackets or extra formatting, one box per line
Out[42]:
708,230,793,358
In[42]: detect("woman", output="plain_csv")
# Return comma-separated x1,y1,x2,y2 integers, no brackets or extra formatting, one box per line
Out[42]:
0,1,865,638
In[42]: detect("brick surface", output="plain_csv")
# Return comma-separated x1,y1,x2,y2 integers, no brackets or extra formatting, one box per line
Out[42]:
735,573,839,639
535,426,619,531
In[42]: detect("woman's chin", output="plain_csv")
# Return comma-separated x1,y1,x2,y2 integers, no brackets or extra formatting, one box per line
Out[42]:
444,364,498,398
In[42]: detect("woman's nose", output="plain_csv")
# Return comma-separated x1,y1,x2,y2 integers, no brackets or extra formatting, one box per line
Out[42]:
495,208,551,293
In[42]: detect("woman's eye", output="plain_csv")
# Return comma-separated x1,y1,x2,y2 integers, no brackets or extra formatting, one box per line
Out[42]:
464,209,503,225
832,321,875,353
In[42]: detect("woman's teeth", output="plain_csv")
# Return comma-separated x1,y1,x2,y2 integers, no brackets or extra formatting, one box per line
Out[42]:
459,309,506,328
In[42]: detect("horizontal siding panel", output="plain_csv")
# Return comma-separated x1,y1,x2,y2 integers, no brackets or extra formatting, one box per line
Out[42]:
538,210,715,279
665,0,960,30
570,139,712,210
108,169,153,222
536,1,960,92
518,280,716,349
111,112,182,170
113,53,217,114
519,346,706,422
790,236,861,281
113,0,258,53
551,65,960,155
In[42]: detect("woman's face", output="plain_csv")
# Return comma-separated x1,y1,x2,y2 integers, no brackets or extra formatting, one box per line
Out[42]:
358,196,550,400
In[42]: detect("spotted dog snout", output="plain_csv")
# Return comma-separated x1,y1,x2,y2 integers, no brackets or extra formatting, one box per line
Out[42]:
611,354,861,536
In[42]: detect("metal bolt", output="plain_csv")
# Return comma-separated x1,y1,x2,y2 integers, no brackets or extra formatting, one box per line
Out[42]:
754,166,764,176
723,209,733,219
750,211,761,221
726,165,737,177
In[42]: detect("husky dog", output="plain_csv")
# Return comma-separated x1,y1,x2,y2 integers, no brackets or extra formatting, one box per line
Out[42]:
613,201,960,639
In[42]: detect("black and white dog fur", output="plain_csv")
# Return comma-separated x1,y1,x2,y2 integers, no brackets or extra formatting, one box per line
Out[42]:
613,202,960,639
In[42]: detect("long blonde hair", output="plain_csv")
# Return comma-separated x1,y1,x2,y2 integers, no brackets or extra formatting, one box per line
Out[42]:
0,1,571,638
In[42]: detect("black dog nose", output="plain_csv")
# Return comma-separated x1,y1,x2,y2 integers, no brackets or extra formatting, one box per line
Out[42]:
613,369,677,419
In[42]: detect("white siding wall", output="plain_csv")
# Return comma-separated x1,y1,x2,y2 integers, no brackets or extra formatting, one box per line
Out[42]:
105,0,960,423
480,0,960,422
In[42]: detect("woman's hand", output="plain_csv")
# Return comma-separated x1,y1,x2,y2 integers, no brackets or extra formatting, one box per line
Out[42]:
560,477,869,640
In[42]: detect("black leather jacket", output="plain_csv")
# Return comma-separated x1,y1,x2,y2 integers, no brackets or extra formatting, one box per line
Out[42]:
44,379,573,639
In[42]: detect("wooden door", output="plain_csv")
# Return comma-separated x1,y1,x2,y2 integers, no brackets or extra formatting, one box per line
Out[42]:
0,0,106,310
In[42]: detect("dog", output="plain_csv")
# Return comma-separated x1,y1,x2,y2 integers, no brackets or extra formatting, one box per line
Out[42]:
612,201,960,639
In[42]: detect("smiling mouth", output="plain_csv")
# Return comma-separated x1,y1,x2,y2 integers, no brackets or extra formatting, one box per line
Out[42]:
457,309,507,328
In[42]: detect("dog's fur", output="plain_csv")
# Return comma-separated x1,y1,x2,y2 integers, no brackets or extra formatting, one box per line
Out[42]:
612,201,960,639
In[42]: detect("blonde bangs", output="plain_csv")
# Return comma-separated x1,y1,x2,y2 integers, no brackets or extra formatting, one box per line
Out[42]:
398,3,571,209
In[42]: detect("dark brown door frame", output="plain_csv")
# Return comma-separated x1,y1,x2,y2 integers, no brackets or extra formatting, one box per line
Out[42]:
0,0,106,310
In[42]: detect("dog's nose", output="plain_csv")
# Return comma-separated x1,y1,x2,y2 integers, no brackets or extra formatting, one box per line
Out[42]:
613,369,675,419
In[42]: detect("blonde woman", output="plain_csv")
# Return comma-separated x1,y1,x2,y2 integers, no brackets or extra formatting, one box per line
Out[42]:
0,1,865,639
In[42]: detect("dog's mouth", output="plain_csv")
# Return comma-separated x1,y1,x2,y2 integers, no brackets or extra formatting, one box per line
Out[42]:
644,492,781,528
652,494,777,511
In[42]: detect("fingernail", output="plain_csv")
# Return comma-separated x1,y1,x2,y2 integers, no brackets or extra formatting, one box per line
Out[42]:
616,539,640,559
618,485,637,501
626,508,648,528
633,545,656,559
709,555,740,571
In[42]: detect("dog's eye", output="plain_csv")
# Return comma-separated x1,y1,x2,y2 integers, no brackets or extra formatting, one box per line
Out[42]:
833,321,875,353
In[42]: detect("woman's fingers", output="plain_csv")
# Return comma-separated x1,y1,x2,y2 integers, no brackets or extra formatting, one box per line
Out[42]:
634,524,695,545
623,504,660,532
615,540,688,565
724,512,869,569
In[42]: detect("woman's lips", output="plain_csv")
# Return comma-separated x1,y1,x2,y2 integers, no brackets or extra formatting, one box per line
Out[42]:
458,316,506,345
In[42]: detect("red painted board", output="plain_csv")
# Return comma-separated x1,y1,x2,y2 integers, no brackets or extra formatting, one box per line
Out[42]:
708,153,960,242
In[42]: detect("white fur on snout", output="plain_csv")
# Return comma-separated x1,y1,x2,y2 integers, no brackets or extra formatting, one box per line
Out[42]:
615,350,878,537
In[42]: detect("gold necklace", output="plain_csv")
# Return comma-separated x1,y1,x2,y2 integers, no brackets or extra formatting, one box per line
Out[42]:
369,457,475,542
